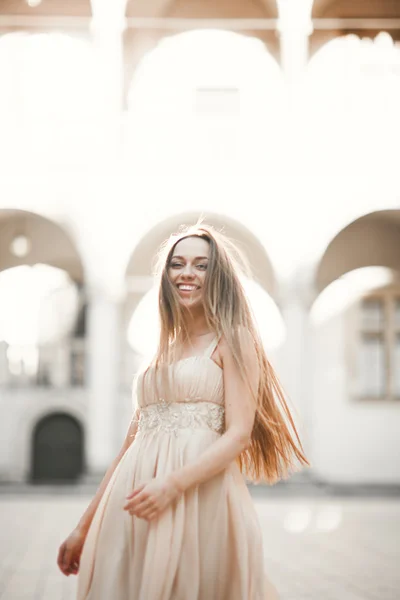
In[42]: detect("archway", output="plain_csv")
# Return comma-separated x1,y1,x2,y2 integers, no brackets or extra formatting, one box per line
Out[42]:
310,209,400,484
125,28,284,178
304,32,400,178
31,413,84,482
0,31,102,171
0,209,86,388
316,210,400,294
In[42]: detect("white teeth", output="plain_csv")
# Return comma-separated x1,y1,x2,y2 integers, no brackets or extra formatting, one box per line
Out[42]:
178,285,198,291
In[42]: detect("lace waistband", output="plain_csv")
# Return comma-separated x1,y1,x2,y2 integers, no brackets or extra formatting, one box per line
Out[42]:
137,401,225,437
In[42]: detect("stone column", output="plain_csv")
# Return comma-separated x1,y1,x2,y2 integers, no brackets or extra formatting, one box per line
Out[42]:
276,0,314,88
86,290,121,474
279,273,315,465
90,0,127,164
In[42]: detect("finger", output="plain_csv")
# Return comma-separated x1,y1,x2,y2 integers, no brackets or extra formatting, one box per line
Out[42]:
142,509,159,521
126,484,145,499
135,495,154,509
58,554,69,575
128,503,154,517
133,497,156,515
57,544,66,568
71,560,79,572
124,495,146,511
123,496,150,511
137,500,159,517
124,491,146,509
63,548,73,570
129,498,153,517
130,489,150,506
127,486,144,499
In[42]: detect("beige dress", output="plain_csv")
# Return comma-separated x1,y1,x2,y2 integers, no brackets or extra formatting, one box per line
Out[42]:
77,336,279,600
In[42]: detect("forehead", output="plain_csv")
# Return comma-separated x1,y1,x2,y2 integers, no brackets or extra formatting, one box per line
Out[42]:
172,236,210,258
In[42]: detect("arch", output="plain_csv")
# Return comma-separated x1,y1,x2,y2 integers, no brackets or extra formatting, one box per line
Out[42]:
0,0,92,17
0,209,86,384
0,209,84,283
0,32,102,170
122,26,280,108
124,28,284,178
124,0,280,61
9,400,86,482
125,0,278,19
312,0,400,18
0,31,98,116
316,209,400,294
125,212,276,296
309,0,400,58
305,33,400,179
31,412,84,482
127,28,282,112
310,205,400,485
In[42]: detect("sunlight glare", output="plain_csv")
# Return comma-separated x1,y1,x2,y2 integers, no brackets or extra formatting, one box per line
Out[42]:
10,235,31,258
305,33,400,178
310,267,394,325
0,264,79,346
126,29,284,177
315,504,342,532
0,32,102,170
283,505,312,533
127,286,159,359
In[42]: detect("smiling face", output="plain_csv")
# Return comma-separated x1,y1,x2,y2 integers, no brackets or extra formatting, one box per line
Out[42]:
167,236,210,309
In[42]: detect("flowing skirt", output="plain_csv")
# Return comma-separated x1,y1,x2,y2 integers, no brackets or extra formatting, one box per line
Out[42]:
77,428,279,600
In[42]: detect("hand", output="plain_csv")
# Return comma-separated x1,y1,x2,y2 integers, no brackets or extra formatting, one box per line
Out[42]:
123,476,181,522
57,527,86,577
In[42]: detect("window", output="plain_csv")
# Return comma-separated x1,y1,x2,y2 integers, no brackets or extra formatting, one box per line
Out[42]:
358,292,400,400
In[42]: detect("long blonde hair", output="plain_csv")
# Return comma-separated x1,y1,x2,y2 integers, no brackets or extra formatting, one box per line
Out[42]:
143,223,311,484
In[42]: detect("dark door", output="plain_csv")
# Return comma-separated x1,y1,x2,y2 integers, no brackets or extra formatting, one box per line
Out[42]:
31,414,84,482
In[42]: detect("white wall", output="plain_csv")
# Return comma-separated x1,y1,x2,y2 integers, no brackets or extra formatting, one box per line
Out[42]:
310,308,400,484
0,389,88,482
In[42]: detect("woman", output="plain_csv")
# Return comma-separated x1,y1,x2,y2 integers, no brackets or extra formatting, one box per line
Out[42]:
57,223,310,600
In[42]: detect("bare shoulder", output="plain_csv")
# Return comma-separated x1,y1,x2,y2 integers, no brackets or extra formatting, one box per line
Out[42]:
217,327,256,366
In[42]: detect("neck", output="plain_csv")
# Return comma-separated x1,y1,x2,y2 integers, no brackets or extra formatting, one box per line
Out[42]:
182,307,211,337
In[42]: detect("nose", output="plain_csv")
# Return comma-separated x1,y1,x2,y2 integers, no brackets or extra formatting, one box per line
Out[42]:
181,263,195,278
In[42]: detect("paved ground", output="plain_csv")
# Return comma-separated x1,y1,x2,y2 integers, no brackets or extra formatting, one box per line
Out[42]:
0,488,399,600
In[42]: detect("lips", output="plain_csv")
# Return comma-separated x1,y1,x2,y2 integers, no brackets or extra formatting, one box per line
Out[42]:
177,284,200,291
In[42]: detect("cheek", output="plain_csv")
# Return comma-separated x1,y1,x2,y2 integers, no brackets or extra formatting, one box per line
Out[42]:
168,269,177,282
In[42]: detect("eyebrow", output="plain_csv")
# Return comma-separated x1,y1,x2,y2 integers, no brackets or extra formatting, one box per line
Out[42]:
171,255,209,260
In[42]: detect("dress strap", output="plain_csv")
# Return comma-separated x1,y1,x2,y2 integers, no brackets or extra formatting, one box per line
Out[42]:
203,334,220,358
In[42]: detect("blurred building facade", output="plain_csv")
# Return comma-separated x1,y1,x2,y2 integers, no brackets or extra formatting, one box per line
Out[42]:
0,0,399,485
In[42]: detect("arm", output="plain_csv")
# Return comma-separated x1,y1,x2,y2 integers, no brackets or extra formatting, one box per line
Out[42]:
58,408,140,576
169,330,258,492
76,408,140,535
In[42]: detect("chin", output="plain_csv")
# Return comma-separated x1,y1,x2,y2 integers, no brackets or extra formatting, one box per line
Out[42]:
179,296,203,309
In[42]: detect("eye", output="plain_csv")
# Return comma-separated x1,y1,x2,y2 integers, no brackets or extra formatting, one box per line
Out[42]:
169,262,183,268
196,264,208,270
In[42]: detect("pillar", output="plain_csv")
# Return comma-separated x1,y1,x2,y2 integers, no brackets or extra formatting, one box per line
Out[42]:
86,289,121,473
